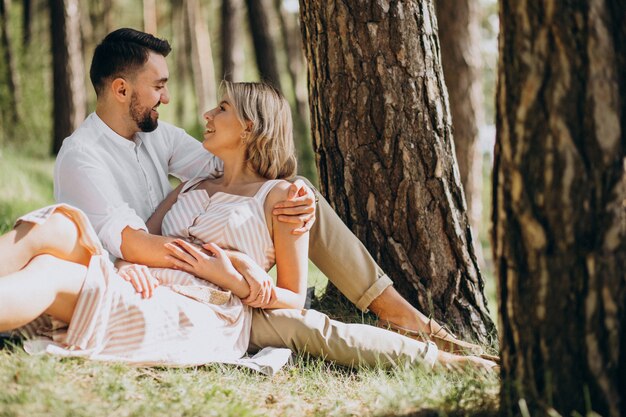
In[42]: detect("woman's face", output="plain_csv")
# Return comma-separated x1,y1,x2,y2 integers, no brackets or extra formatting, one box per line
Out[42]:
202,97,247,154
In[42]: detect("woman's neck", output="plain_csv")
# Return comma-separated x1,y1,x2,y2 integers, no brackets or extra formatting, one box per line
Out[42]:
217,154,264,187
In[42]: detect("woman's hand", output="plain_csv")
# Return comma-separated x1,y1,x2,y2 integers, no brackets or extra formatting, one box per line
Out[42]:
272,179,316,235
228,251,276,308
117,263,160,299
164,239,240,283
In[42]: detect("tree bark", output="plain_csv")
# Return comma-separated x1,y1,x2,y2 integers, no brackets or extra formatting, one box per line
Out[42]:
220,0,245,81
274,0,315,180
50,0,87,155
0,0,21,129
435,0,483,236
300,0,495,343
185,0,217,117
245,0,281,90
494,1,626,416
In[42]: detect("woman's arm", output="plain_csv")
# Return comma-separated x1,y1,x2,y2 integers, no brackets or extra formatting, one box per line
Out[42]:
262,180,310,309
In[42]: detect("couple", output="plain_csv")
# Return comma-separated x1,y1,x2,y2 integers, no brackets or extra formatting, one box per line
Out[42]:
0,29,496,371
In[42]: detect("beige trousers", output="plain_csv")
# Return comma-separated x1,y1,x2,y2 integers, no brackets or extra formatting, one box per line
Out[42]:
303,178,393,312
248,308,438,369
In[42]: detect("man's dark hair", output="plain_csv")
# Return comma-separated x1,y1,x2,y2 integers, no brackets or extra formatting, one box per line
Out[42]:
89,28,171,97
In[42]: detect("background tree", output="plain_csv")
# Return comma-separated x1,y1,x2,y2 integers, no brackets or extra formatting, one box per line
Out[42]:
435,0,484,240
171,0,192,124
185,0,217,117
220,0,244,81
245,0,281,89
0,0,22,131
494,1,626,416
22,0,32,47
50,0,86,155
143,0,157,35
274,0,315,179
300,0,495,343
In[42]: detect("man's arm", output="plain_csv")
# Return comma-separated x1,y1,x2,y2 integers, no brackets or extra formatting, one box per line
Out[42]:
120,227,177,267
55,149,151,260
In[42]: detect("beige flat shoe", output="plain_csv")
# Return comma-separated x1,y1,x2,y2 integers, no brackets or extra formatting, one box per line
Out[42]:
378,318,499,362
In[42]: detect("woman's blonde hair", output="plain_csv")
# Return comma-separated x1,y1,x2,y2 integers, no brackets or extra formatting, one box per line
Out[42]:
220,81,297,180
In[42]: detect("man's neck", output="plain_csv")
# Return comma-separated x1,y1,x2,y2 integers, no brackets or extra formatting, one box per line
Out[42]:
95,103,137,140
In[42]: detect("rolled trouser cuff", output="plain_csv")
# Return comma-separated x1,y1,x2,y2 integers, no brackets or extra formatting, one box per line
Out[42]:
355,274,394,312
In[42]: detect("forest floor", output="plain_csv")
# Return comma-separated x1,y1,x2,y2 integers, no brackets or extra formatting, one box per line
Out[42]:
0,149,500,417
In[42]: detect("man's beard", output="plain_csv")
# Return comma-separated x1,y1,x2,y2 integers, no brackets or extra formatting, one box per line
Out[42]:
130,92,158,132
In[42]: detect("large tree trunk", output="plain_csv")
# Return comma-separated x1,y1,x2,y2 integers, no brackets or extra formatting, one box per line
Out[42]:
220,0,244,81
0,0,21,129
185,0,217,117
50,0,86,155
300,0,495,343
245,0,281,90
435,0,484,238
273,0,315,180
494,1,626,416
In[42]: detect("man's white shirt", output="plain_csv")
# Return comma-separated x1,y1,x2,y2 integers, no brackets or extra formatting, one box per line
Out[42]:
54,112,222,259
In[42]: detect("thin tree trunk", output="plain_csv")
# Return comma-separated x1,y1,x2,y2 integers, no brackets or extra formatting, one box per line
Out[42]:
172,0,191,124
220,0,244,81
300,0,495,343
495,1,626,416
87,0,113,45
185,0,217,117
22,0,31,47
435,0,484,239
143,0,157,35
50,0,86,155
273,0,315,179
245,0,281,90
0,0,21,129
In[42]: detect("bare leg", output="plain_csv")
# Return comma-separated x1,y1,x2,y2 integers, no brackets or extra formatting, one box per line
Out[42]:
368,286,432,332
435,349,497,372
0,212,91,276
0,254,87,331
369,287,486,355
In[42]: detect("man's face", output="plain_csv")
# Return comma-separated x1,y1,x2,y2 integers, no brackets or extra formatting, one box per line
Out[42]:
128,52,170,132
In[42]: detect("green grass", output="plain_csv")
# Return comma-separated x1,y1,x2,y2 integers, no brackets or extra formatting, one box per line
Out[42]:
0,150,500,417
0,150,55,233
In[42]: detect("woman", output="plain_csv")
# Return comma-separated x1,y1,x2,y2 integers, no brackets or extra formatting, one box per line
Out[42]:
0,82,495,371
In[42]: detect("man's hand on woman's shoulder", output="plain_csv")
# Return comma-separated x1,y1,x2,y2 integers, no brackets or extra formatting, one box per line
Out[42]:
271,179,316,235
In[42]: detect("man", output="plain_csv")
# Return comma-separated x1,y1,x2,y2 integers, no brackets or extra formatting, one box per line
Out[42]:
54,28,481,355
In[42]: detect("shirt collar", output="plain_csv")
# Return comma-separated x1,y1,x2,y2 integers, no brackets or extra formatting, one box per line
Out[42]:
91,112,142,150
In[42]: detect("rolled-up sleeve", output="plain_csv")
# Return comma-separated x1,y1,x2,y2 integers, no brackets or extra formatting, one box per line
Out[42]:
54,149,147,259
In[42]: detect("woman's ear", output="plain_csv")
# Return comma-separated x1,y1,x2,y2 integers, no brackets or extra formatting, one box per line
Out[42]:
110,78,130,103
245,120,254,133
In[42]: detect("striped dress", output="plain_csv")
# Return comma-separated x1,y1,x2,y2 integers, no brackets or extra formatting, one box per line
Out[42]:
16,179,285,368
